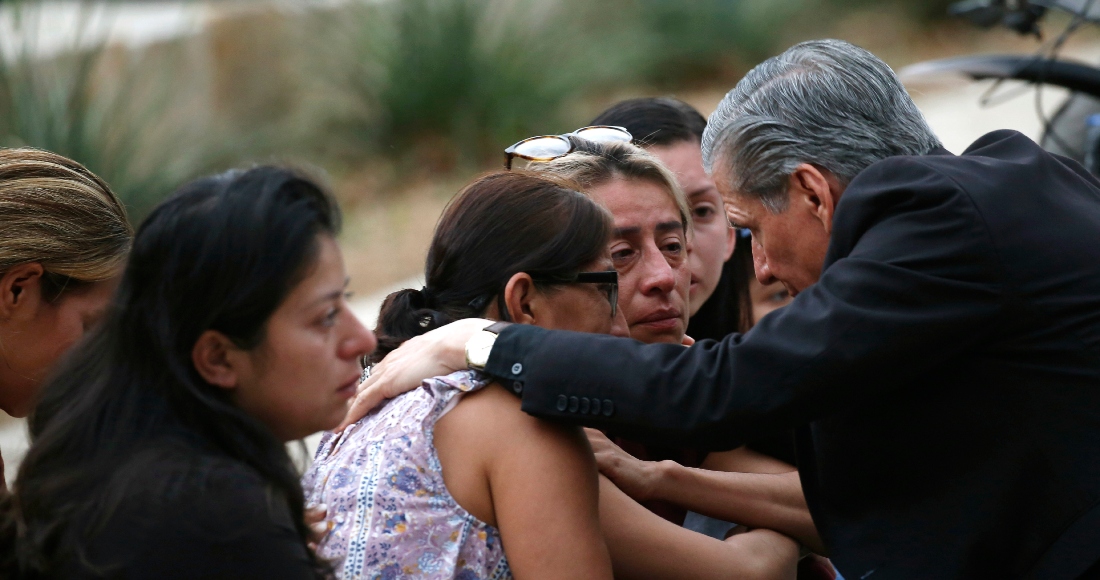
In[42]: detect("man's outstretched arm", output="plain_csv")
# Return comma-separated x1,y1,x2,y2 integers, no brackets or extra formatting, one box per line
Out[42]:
347,159,1005,449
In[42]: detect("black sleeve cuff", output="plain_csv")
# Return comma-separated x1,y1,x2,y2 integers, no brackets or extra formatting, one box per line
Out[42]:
484,323,547,396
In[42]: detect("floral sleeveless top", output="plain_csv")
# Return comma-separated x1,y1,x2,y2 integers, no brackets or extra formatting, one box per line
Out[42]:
302,370,511,580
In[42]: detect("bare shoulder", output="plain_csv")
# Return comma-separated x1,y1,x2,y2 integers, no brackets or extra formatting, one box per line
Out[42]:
439,381,587,456
435,381,593,527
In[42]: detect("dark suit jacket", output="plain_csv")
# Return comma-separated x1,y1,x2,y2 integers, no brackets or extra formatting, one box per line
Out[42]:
484,131,1100,579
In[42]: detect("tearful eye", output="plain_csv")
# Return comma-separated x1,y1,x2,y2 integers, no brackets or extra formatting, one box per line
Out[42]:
611,248,634,262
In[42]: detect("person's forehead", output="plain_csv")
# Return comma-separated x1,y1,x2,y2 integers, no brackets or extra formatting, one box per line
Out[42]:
723,193,768,226
650,141,713,191
649,139,703,170
284,236,348,307
591,177,681,232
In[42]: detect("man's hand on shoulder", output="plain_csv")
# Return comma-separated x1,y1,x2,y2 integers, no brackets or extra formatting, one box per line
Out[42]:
338,318,492,430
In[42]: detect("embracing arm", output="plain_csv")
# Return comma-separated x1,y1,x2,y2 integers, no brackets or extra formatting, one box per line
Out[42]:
599,475,799,580
657,465,820,553
347,160,1005,449
483,160,1006,448
588,429,821,554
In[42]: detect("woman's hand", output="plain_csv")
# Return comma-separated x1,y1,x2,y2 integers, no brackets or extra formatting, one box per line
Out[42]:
339,318,492,430
584,428,663,503
304,504,330,550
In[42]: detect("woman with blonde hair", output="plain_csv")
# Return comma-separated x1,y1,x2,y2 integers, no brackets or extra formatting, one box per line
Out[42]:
0,148,132,482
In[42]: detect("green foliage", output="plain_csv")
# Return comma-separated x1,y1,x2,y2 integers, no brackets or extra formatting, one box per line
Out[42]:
625,0,805,85
0,2,235,220
306,0,637,168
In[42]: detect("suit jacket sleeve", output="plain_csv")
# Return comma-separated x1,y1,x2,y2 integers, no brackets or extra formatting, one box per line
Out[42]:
484,156,1008,449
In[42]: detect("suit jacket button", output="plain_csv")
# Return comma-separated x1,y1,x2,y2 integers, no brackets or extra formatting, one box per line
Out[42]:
601,399,614,416
591,399,601,415
511,381,523,394
511,363,523,375
579,397,590,414
556,395,568,412
568,396,579,413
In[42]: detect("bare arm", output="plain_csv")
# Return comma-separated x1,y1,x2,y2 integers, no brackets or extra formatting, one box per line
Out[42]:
588,429,823,554
598,475,799,580
435,383,612,580
701,447,794,475
654,464,822,554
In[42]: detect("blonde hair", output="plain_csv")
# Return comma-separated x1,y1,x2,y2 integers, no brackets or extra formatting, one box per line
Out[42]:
527,138,692,235
0,148,132,292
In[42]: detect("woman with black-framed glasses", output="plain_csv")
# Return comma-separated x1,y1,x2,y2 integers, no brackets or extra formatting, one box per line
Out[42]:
302,170,625,579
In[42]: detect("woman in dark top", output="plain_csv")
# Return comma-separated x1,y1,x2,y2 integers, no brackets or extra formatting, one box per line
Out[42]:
2,166,377,578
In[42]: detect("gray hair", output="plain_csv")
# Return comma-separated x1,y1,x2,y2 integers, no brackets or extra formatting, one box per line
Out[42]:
701,39,942,212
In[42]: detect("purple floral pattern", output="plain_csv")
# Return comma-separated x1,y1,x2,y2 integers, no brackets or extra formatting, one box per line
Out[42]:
302,371,511,579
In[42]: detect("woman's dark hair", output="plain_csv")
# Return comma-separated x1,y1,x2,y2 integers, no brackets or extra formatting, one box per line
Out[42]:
4,166,339,576
590,97,707,148
371,171,612,363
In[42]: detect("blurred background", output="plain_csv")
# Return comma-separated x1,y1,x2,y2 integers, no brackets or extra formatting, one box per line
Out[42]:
3,0,1099,477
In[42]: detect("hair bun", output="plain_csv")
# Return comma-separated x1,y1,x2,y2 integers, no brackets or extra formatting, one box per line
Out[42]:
371,288,451,364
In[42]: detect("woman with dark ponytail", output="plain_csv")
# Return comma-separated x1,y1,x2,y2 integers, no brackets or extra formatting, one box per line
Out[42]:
303,171,624,579
5,166,376,578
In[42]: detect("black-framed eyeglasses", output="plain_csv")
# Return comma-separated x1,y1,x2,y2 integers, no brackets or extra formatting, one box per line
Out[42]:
532,269,619,318
504,126,633,169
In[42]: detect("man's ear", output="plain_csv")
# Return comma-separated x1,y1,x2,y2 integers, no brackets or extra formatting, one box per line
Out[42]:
0,263,45,321
788,164,844,235
192,330,242,390
502,272,537,325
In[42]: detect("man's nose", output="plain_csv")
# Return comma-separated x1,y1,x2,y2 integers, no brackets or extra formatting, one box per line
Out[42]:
752,243,777,285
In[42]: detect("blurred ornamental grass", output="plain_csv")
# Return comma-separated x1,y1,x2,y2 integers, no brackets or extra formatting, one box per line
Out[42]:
302,0,641,171
0,0,959,215
0,1,238,220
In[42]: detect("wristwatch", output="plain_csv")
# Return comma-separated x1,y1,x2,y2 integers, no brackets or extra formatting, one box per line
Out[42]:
465,321,512,371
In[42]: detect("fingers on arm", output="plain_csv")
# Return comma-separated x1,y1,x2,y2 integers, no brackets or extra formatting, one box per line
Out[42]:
341,319,491,429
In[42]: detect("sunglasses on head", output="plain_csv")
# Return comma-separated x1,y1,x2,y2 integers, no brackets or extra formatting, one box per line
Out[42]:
504,126,633,169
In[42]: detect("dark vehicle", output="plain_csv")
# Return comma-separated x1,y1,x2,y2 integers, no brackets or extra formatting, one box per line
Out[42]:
900,0,1100,172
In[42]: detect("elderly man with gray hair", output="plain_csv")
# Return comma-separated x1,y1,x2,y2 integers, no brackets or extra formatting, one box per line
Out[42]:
350,39,1100,578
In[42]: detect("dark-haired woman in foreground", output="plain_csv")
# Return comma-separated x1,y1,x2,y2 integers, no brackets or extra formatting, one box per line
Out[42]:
5,166,375,578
